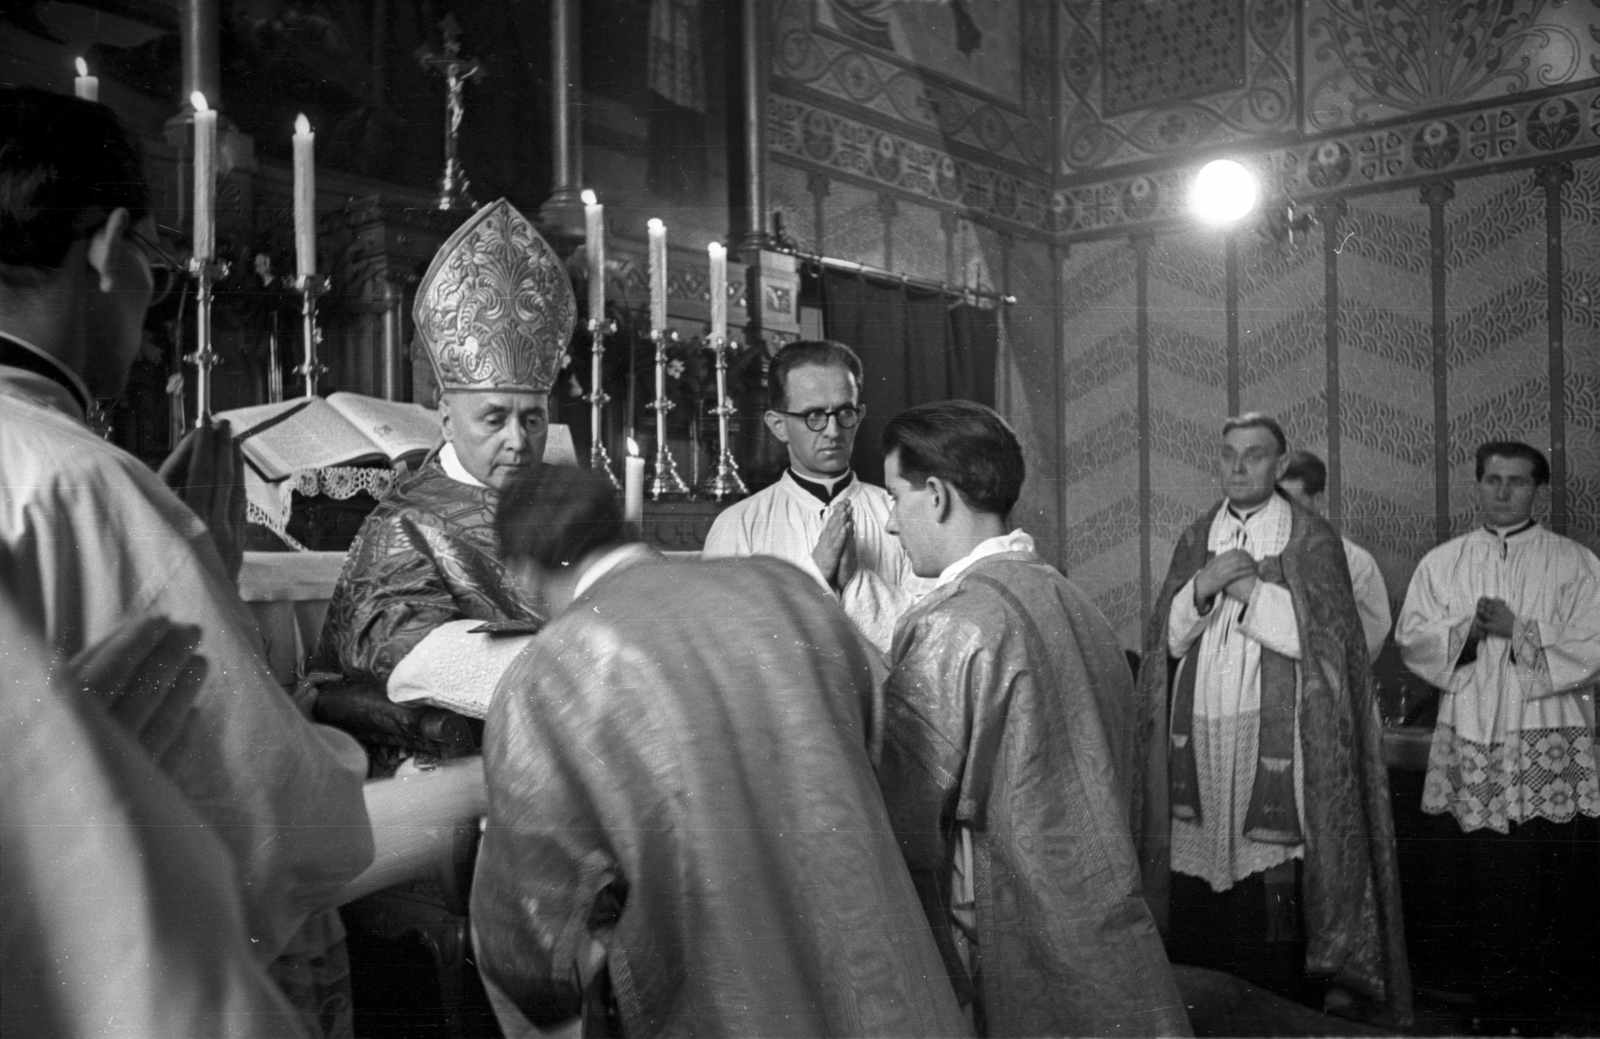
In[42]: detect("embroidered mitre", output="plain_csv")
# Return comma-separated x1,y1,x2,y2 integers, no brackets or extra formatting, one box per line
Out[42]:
414,198,577,394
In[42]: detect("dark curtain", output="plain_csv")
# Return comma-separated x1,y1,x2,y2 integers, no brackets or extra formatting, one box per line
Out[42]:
820,270,998,486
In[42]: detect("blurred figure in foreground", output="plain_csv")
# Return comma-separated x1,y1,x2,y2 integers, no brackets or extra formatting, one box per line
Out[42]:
1,591,308,1038
876,400,1190,1037
472,464,968,1038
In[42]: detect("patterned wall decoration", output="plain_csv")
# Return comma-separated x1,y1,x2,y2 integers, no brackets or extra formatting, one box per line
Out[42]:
1304,0,1600,133
1052,78,1600,242
1059,0,1296,174
1562,160,1600,554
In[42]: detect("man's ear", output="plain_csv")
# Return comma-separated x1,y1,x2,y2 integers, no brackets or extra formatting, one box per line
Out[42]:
1274,452,1290,482
928,475,953,523
85,208,132,293
437,397,456,443
763,410,791,444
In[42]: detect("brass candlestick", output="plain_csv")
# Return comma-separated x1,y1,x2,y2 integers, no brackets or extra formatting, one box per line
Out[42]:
699,334,748,500
293,273,329,397
646,328,689,499
588,316,620,489
186,256,228,426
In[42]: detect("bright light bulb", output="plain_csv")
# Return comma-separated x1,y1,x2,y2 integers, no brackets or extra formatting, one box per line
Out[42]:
1190,159,1257,225
581,189,598,205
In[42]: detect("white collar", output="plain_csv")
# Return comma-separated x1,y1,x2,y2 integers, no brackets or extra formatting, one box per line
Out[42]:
574,542,655,599
936,529,1035,588
439,442,488,487
0,331,93,420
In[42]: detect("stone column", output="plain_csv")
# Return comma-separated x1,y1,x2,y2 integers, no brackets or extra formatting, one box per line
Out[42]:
729,0,770,254
541,0,584,231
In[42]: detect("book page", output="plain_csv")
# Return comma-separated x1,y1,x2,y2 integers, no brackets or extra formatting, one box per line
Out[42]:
326,393,441,465
221,398,385,479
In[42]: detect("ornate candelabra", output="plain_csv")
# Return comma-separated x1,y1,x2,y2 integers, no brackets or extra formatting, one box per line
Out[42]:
416,15,483,212
187,256,228,425
699,335,748,500
293,273,329,397
588,317,620,488
646,329,689,499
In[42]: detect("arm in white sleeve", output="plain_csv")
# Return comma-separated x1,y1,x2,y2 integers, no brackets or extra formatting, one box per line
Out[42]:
840,567,917,655
1167,577,1210,658
1395,558,1478,691
1241,580,1301,659
1346,544,1393,662
387,619,536,718
1520,553,1600,697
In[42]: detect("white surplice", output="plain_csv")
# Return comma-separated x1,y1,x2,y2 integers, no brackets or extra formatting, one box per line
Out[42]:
702,470,934,653
1166,494,1305,891
1396,524,1600,833
1344,536,1392,662
0,359,374,962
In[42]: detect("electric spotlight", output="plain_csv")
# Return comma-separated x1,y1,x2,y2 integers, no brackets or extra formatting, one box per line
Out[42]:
1190,159,1259,225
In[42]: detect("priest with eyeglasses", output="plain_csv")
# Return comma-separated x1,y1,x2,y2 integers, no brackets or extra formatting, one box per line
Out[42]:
702,339,932,654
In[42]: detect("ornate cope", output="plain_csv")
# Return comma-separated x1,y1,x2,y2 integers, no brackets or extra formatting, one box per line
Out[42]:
414,198,576,393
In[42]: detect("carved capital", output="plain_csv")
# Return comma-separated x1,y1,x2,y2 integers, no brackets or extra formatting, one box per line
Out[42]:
1533,162,1575,198
805,171,831,200
1418,180,1455,209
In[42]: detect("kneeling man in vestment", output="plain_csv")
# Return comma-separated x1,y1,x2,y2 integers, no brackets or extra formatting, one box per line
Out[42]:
472,464,969,1039
313,199,574,770
1138,413,1410,1021
874,400,1190,1038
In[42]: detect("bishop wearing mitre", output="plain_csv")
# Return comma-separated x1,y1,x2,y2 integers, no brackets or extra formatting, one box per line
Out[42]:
312,199,575,772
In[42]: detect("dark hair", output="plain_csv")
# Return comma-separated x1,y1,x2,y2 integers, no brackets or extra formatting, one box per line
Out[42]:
495,463,638,570
1222,412,1287,455
1475,441,1550,486
881,400,1024,517
0,87,150,282
1280,449,1327,497
767,339,863,411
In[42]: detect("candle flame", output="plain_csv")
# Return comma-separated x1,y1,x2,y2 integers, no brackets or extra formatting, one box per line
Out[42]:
190,91,209,113
75,57,88,77
708,241,725,257
581,189,598,206
647,218,664,232
295,113,311,135
627,437,640,457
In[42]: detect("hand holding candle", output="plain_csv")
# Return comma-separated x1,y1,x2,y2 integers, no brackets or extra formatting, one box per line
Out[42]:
583,190,605,325
191,92,216,262
73,58,98,102
647,218,667,333
292,114,317,281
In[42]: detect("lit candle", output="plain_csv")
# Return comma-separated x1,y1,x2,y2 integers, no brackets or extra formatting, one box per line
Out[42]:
292,114,316,281
583,189,605,325
647,218,667,333
624,438,645,528
708,241,727,344
191,92,216,262
73,57,98,102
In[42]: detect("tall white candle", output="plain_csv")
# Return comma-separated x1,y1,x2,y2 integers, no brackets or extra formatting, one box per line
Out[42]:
583,189,605,324
73,58,98,102
624,439,644,528
191,92,216,262
708,241,727,344
647,218,667,333
293,114,316,280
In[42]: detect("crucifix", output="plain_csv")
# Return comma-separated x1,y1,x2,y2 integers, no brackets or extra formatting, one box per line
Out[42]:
416,15,484,212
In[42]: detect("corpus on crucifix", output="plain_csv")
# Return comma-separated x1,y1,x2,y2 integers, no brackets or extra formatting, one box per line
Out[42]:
416,15,484,212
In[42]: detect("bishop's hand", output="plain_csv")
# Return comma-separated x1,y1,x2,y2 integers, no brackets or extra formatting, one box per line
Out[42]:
1194,549,1258,611
158,418,248,580
812,501,855,591
64,613,208,765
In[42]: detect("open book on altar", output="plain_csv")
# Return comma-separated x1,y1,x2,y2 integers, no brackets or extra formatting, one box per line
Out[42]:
218,393,442,481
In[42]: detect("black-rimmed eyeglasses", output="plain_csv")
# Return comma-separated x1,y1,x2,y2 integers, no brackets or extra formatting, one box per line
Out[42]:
772,405,864,431
128,227,186,307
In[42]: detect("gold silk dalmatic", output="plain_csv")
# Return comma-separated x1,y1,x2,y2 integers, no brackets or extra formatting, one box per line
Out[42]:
878,550,1192,1038
472,557,970,1039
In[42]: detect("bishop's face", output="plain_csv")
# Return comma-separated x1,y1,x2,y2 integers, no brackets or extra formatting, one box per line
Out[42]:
440,390,549,490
